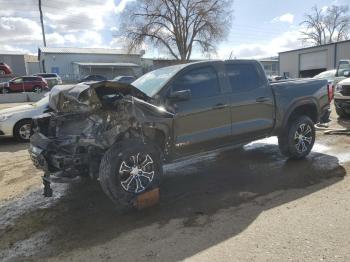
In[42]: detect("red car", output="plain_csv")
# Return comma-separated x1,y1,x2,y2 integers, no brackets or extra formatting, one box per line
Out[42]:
0,63,13,75
1,76,48,93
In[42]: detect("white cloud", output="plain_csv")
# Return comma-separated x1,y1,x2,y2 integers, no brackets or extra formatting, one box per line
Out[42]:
0,17,41,44
271,13,294,24
217,30,302,59
46,32,65,45
115,0,135,13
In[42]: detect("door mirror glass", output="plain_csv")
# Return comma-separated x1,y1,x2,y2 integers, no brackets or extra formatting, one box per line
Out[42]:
343,70,350,77
167,89,191,101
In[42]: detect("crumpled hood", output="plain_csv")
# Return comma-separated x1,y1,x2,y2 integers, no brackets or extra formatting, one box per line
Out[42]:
49,81,150,113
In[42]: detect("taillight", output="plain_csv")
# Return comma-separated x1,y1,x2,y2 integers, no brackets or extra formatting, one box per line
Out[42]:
327,84,334,102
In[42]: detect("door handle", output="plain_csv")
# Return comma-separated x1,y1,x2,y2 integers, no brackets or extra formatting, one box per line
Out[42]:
256,97,270,103
212,103,227,109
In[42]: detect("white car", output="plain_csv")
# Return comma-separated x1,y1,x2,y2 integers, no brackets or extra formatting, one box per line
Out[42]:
0,96,49,141
33,73,62,88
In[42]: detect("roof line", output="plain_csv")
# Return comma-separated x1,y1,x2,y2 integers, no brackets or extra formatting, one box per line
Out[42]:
279,39,350,54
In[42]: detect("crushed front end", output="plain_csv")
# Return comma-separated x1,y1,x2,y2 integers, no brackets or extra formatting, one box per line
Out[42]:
29,81,173,196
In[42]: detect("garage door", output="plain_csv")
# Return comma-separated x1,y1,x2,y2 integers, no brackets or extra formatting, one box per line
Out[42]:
300,50,327,71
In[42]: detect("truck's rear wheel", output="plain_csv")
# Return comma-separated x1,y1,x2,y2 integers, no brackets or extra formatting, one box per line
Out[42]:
278,116,315,159
99,139,162,212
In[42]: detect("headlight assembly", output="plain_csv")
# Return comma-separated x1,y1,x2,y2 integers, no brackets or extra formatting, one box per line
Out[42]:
335,84,342,92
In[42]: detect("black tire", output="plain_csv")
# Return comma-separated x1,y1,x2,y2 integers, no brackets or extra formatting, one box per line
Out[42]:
3,87,9,94
335,106,350,118
14,119,32,142
278,116,315,159
99,138,162,211
0,70,5,75
32,86,42,93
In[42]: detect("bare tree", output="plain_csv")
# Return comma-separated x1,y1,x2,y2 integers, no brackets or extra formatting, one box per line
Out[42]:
300,5,350,46
118,0,233,61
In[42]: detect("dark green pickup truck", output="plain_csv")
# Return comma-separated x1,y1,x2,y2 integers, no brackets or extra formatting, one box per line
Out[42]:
29,60,331,210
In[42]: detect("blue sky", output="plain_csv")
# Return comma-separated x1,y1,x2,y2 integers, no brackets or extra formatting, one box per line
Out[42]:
0,0,348,59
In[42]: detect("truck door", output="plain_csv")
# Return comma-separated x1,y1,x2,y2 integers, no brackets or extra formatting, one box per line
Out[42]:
169,65,231,156
225,62,275,141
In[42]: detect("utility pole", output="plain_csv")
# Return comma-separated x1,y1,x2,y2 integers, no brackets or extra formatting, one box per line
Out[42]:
38,0,46,47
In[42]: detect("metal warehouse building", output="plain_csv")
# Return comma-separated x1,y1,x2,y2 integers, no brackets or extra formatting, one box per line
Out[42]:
0,51,28,75
279,40,350,78
38,47,144,81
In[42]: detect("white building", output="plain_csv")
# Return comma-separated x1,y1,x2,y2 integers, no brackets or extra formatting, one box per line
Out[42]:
38,47,144,81
279,40,350,78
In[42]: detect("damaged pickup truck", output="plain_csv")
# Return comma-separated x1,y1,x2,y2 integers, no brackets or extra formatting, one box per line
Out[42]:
29,60,331,210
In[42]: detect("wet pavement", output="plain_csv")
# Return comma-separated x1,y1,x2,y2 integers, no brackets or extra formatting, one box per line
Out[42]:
1,110,350,261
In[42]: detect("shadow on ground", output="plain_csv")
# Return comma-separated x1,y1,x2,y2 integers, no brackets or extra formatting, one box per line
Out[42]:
0,142,346,261
0,138,28,153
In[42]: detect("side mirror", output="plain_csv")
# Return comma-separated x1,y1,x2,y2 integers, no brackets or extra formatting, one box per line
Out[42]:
343,70,350,77
167,89,191,101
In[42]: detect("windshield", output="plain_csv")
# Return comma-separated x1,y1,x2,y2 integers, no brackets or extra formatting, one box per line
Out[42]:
33,96,49,107
132,64,187,97
337,63,350,77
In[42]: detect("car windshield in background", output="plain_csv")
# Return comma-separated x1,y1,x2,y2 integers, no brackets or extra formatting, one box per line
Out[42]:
131,64,187,97
33,96,49,107
338,64,350,77
314,70,336,79
36,74,57,78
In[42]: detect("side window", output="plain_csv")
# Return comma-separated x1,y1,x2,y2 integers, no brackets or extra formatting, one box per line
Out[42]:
13,78,23,83
226,64,261,92
172,67,220,99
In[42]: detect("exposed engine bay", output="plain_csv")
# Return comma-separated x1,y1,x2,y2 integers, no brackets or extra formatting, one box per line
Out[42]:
29,81,173,196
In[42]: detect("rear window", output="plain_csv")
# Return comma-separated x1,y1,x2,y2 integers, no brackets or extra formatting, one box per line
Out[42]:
226,63,261,92
36,73,57,78
24,77,41,81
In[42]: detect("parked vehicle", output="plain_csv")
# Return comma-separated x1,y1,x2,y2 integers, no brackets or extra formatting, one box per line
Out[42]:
334,70,350,118
313,69,336,81
79,75,107,83
313,69,336,122
0,62,13,75
0,76,48,93
29,60,330,210
0,96,49,141
333,60,350,86
33,73,62,88
112,76,136,84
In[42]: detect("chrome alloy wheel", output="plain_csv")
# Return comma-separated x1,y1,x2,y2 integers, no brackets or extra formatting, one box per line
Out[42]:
119,153,155,193
19,123,32,140
294,123,313,153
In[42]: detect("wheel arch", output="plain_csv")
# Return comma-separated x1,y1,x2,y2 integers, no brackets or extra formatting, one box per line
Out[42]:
283,101,318,129
13,118,32,136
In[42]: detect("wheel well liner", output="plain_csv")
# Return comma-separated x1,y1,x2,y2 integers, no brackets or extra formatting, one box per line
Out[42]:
285,103,318,126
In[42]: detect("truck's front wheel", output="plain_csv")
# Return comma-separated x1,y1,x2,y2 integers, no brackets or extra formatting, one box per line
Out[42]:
278,116,315,159
99,139,162,212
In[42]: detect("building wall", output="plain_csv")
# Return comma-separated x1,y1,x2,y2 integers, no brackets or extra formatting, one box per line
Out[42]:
0,54,27,76
26,61,41,75
40,53,142,81
336,41,350,63
279,41,350,78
